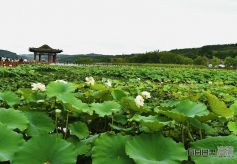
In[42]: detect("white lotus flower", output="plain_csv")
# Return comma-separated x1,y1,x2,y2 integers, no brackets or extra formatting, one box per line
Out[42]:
208,81,213,84
141,91,151,99
62,128,67,133
105,80,112,87
85,76,95,85
135,95,144,108
31,83,46,91
55,80,68,84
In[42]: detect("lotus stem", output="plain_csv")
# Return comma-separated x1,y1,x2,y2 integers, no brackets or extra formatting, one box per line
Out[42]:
110,115,114,131
64,112,69,139
181,125,185,144
55,114,58,137
187,128,194,142
199,129,202,140
186,122,194,142
111,115,114,125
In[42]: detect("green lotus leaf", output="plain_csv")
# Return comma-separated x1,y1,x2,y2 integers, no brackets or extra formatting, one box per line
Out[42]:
46,82,82,113
92,134,134,164
18,88,46,103
93,90,113,101
0,108,29,131
67,99,94,115
31,92,46,103
160,100,181,108
69,121,89,139
0,124,24,162
67,137,92,156
75,141,91,156
56,92,76,104
230,101,237,115
12,135,77,164
113,114,128,125
111,90,127,101
172,100,209,118
109,123,133,132
158,110,187,122
141,122,168,132
188,118,216,134
24,112,54,136
57,93,94,114
125,133,187,164
129,115,170,132
195,112,218,122
75,102,94,115
207,93,234,118
228,121,237,135
91,101,121,117
163,84,172,91
81,134,100,145
91,84,107,91
191,135,237,164
46,82,77,98
17,88,33,100
120,97,145,112
0,91,20,106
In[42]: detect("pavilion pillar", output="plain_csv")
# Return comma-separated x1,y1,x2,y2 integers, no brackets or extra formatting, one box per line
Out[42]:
53,54,56,63
39,54,42,62
48,54,50,63
49,54,52,63
34,52,37,62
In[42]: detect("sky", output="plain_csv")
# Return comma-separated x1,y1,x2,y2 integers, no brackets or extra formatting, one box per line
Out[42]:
0,0,236,55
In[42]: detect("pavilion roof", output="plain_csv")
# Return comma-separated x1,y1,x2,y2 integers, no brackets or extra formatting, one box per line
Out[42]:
29,44,63,53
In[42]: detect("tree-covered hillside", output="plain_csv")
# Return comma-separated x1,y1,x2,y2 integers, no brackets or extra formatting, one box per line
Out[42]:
75,43,237,66
0,50,19,59
170,43,237,58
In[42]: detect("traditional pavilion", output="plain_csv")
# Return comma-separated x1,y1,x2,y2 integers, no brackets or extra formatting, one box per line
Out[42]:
29,45,63,63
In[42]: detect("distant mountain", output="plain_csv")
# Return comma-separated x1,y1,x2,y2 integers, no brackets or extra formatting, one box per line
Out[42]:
0,50,19,59
84,53,104,57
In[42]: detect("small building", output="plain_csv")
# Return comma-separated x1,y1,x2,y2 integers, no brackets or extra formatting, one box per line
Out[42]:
29,44,63,63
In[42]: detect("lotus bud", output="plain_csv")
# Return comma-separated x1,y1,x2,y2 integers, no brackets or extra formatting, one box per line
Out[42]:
55,109,62,116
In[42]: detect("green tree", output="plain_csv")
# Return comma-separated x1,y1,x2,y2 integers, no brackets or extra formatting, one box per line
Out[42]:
224,57,233,68
193,56,208,66
75,57,95,64
232,57,237,68
159,52,178,64
176,56,193,65
211,57,221,67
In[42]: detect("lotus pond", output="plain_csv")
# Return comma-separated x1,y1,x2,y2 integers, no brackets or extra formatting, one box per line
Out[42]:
0,64,237,164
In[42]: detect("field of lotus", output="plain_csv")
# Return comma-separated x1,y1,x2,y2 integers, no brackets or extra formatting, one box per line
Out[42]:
0,64,237,164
